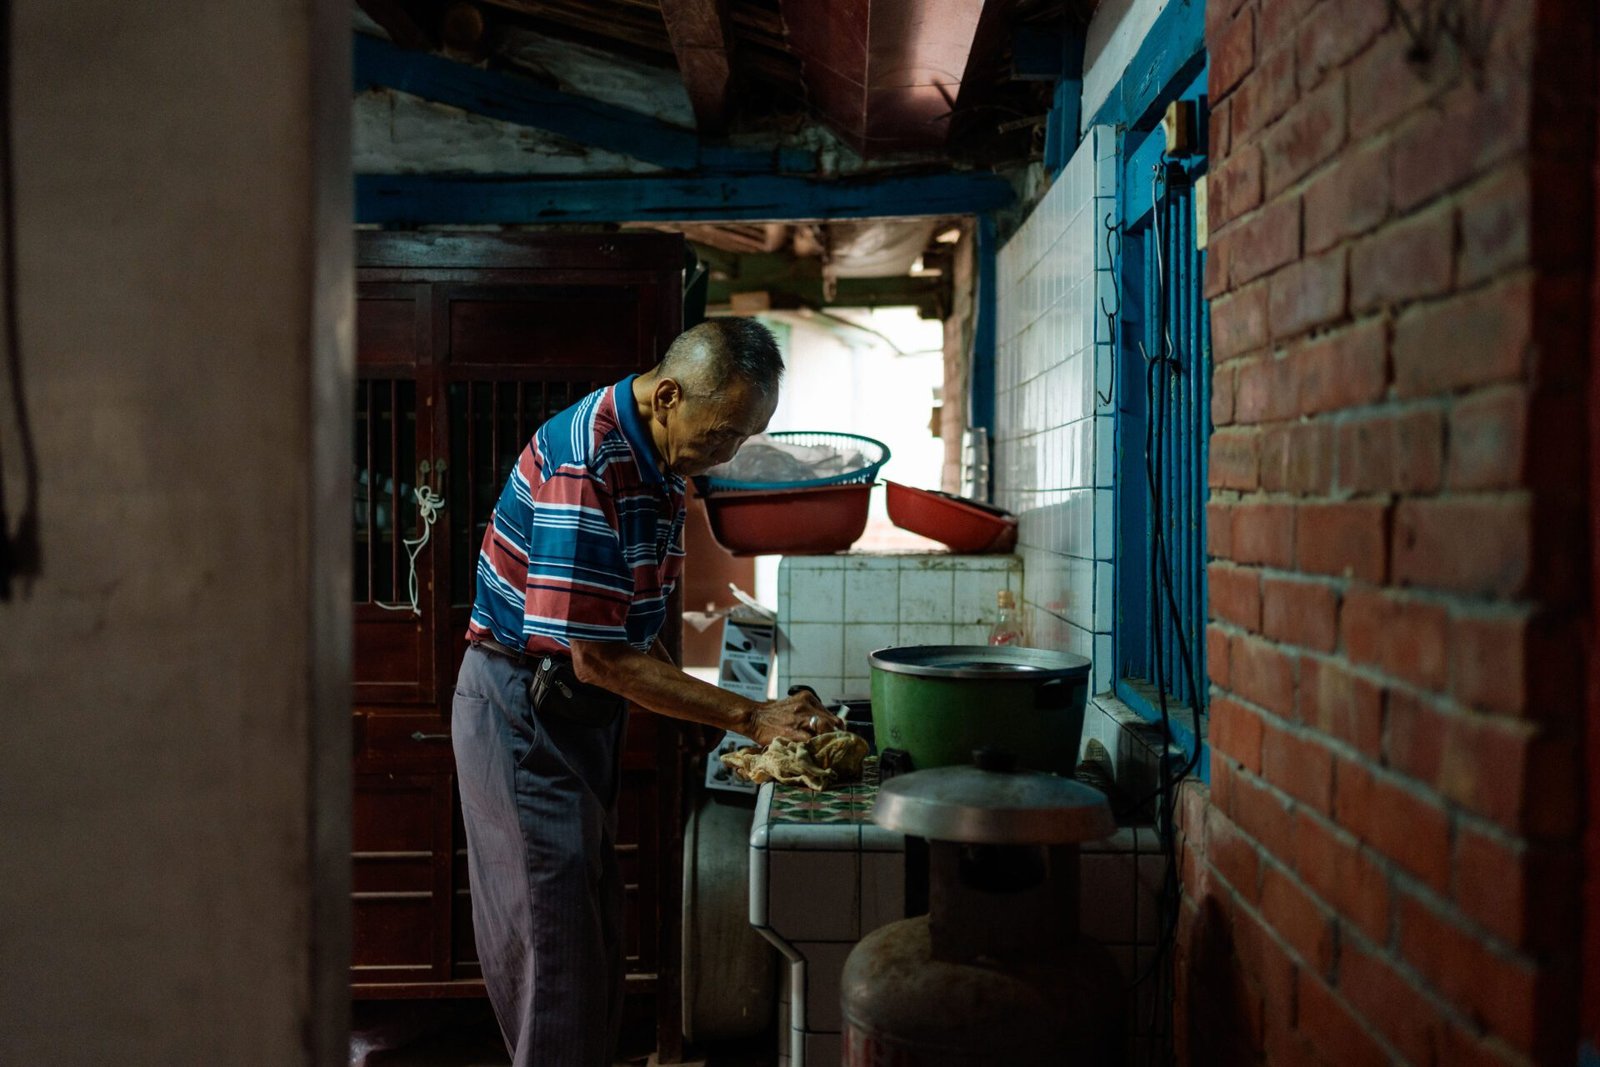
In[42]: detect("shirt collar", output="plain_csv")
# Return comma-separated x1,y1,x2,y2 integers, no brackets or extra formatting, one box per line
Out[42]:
614,376,672,489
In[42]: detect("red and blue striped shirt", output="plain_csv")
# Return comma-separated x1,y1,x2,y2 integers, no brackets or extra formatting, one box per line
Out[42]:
466,377,687,655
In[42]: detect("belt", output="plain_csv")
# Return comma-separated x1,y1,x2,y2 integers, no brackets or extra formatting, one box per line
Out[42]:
471,637,623,729
471,635,535,665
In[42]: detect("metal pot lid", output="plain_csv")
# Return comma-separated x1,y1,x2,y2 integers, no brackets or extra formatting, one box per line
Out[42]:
873,750,1115,845
868,644,1092,681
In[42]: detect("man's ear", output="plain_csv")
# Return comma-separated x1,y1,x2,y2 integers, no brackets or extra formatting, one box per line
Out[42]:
653,377,684,415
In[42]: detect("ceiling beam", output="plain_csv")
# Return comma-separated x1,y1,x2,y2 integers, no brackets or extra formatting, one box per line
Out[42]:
1085,0,1206,133
480,0,675,58
354,32,812,173
658,0,734,134
699,249,950,318
779,0,996,157
355,32,696,167
354,0,434,50
356,170,1016,225
712,275,949,318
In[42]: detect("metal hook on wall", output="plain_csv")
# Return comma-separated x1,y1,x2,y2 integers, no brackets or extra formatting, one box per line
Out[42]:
1096,211,1122,410
1149,161,1180,375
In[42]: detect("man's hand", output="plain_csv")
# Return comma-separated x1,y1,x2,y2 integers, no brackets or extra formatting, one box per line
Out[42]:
746,689,844,747
568,637,849,744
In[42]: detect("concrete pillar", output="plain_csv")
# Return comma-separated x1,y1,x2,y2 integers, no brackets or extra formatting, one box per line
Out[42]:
0,2,351,1064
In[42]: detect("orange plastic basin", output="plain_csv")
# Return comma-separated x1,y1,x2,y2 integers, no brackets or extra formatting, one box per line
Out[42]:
703,483,873,556
884,481,1017,553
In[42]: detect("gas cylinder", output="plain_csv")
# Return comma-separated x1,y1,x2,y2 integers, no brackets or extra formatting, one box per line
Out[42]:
841,750,1125,1066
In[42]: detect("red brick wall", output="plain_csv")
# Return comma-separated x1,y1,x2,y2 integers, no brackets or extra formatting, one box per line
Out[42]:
1181,0,1595,1063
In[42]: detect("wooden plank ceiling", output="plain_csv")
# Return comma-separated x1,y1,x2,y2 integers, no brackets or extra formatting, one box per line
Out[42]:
354,0,1081,301
363,0,1078,160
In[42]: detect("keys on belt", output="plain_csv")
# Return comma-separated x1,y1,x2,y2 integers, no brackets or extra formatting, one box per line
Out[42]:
469,637,622,728
529,654,573,707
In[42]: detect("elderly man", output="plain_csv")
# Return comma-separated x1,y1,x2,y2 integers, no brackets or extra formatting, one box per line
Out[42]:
451,318,839,1067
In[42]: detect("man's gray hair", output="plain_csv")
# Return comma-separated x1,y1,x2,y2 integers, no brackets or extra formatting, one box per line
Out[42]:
661,318,784,398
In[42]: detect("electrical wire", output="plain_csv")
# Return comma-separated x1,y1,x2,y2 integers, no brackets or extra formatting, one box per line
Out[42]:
1125,158,1209,1067
801,306,941,357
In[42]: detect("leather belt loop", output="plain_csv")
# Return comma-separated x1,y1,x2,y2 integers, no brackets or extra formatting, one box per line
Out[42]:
473,635,530,666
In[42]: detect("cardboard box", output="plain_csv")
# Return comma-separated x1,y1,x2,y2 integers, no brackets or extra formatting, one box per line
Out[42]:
718,613,775,702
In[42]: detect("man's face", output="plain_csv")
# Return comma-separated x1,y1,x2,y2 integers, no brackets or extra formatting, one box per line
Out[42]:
654,375,776,477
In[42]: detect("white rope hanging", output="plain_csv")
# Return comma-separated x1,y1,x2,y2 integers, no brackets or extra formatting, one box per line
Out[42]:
374,484,444,617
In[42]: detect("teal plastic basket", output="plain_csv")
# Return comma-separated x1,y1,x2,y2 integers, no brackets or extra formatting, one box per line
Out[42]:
697,431,891,493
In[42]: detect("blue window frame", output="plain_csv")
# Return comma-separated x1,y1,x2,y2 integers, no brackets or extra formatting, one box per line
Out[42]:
1111,85,1212,775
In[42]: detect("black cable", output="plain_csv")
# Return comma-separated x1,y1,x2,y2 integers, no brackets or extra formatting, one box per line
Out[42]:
1126,162,1212,1067
803,306,941,358
0,0,39,602
1144,167,1182,1067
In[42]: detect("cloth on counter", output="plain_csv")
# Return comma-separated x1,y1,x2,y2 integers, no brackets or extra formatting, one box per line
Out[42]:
720,731,870,791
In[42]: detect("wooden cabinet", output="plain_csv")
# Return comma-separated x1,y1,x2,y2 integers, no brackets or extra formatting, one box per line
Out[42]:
350,231,687,1041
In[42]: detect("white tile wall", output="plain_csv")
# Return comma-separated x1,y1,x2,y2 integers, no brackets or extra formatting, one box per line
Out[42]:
996,125,1118,694
860,850,906,935
784,622,844,683
842,623,898,684
897,621,954,648
787,565,845,623
842,558,901,623
1077,820,1170,1063
768,849,859,941
755,806,909,1067
777,554,1023,699
1079,693,1174,808
804,1032,841,1066
898,565,954,623
794,941,854,1032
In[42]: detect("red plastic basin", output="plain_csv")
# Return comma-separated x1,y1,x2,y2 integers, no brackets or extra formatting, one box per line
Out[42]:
703,483,874,556
884,481,1017,553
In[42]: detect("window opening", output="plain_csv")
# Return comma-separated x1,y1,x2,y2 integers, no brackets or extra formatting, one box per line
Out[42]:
446,378,592,608
353,377,418,607
1115,153,1210,755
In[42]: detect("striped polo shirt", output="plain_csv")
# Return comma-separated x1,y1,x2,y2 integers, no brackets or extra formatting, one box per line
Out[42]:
466,377,687,655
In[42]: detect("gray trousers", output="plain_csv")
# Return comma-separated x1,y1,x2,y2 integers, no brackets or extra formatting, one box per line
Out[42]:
451,645,629,1067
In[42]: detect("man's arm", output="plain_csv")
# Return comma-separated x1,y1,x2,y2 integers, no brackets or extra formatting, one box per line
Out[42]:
569,638,841,746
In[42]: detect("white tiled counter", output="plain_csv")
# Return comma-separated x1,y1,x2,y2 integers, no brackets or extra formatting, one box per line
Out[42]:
747,764,1167,1067
748,758,905,1067
776,553,1023,700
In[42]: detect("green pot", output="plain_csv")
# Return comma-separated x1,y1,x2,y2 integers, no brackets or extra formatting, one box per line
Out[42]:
868,645,1093,775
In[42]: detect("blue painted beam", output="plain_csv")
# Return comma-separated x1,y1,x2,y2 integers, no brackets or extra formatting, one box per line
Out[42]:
353,33,812,174
1087,0,1207,134
1120,66,1209,227
356,172,1017,225
1120,125,1168,226
1042,28,1087,176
